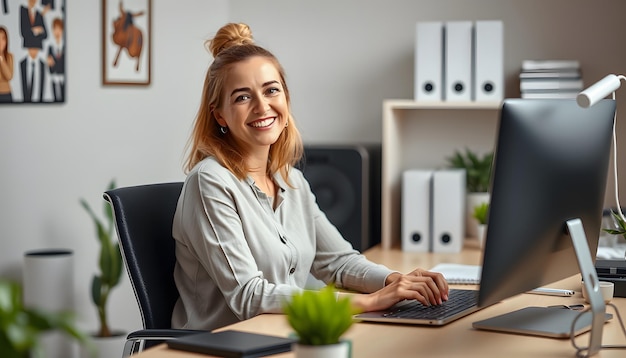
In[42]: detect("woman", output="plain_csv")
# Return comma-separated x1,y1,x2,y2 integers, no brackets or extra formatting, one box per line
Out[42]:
171,23,448,331
0,26,14,102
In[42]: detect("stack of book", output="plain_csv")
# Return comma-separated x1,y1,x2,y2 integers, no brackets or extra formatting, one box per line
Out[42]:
519,60,583,99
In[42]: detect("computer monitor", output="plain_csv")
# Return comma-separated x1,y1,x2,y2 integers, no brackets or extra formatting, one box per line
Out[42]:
478,98,615,309
476,98,616,354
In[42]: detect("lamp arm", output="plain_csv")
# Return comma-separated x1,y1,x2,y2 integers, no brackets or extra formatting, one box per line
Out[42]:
610,105,626,223
577,74,626,108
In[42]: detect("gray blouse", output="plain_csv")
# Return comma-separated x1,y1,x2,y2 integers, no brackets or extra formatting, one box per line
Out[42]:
171,156,393,330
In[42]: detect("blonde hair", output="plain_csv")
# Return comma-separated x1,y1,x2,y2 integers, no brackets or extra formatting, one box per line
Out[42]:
0,26,9,58
184,23,303,185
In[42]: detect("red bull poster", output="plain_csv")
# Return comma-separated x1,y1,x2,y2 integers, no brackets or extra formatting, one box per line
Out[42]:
0,0,66,103
102,0,151,86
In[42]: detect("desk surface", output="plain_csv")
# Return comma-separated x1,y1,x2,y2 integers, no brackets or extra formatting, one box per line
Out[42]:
135,242,626,357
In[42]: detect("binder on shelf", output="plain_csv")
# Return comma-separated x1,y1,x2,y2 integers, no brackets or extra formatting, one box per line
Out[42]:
415,22,444,101
474,20,504,102
445,21,473,102
401,170,433,252
432,169,465,253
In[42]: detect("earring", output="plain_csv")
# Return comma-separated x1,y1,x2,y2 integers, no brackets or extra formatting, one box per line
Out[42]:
285,120,289,128
220,126,228,134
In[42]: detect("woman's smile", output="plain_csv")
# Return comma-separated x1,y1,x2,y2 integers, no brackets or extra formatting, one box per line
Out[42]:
249,117,276,128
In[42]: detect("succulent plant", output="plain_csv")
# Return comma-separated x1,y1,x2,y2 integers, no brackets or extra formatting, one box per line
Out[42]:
283,285,359,346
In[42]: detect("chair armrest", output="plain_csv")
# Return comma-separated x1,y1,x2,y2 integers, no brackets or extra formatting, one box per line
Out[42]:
127,328,203,341
123,329,203,358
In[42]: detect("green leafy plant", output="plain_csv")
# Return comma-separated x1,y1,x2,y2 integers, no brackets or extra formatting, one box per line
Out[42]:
0,279,91,358
80,179,123,338
473,202,489,225
283,285,359,346
602,210,626,240
446,148,494,193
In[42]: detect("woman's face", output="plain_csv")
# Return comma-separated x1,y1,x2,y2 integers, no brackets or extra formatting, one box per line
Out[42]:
0,31,6,52
214,56,289,152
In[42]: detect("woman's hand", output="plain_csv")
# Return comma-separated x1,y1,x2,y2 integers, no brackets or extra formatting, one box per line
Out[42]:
350,269,449,312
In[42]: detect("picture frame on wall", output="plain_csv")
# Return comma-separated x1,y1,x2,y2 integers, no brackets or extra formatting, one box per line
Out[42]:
102,0,151,86
0,0,67,104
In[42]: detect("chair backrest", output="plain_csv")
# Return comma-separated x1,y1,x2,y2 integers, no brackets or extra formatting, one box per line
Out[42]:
103,182,184,330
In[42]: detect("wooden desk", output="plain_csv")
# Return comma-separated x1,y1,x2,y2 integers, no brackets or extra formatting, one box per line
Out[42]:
135,243,626,357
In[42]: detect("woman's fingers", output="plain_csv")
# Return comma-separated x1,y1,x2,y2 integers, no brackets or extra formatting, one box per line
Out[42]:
384,268,450,307
397,275,441,305
420,271,449,300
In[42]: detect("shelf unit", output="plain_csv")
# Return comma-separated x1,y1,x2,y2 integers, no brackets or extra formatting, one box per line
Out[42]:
381,99,502,249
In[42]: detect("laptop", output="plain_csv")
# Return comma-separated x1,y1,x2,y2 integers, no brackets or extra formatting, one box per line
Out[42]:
354,288,485,326
167,330,297,358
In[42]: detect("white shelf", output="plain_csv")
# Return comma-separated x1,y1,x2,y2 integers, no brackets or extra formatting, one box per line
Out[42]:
383,99,501,110
381,99,501,249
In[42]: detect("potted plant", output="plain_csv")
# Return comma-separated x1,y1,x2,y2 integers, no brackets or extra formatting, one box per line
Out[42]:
472,202,489,247
79,179,126,357
0,279,92,358
446,148,494,238
602,210,626,257
283,285,358,358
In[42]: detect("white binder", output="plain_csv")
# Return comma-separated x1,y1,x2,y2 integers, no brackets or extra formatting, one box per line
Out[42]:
444,21,473,102
474,20,504,102
415,22,444,101
432,169,465,253
401,170,433,252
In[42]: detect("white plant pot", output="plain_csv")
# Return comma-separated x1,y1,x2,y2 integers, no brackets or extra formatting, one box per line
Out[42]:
80,332,126,358
476,224,487,248
23,249,75,358
466,192,490,238
293,340,351,358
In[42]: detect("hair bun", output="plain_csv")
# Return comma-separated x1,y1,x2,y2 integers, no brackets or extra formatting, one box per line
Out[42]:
206,23,254,57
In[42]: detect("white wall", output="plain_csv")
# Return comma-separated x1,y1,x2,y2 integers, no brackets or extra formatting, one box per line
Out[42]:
1,0,625,336
0,0,229,334
231,0,626,144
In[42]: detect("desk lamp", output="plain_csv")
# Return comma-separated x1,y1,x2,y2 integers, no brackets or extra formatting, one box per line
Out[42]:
578,74,626,227
576,75,626,357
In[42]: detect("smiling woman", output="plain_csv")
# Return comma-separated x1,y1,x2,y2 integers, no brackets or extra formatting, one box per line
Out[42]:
170,22,449,332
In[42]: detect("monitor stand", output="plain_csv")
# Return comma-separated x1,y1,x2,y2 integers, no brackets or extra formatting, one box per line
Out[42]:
473,218,607,357
567,218,606,356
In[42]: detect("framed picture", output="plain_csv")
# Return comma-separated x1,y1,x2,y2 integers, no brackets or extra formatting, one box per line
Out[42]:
0,0,67,104
102,0,151,86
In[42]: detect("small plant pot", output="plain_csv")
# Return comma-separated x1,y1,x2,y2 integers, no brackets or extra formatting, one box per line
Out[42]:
476,224,487,248
466,192,490,238
293,340,351,358
79,331,127,358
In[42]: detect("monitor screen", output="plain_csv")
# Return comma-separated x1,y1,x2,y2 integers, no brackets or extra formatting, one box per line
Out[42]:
478,98,616,308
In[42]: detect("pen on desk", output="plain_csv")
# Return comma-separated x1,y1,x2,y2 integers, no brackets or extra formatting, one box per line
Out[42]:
527,287,575,297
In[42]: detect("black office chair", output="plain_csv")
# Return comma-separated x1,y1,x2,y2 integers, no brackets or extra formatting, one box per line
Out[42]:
103,182,201,357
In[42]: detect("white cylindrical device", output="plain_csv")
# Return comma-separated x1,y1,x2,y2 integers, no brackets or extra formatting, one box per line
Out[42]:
23,249,75,358
577,74,621,108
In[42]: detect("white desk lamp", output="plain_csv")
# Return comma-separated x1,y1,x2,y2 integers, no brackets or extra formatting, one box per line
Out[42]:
577,74,625,108
574,74,626,357
578,74,626,224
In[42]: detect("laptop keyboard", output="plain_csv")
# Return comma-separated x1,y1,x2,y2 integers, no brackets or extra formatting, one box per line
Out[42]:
384,289,479,320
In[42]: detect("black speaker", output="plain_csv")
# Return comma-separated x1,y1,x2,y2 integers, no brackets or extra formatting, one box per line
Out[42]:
298,144,381,252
